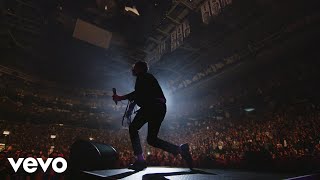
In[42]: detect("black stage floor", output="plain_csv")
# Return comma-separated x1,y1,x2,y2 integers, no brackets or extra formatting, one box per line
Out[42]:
81,167,310,180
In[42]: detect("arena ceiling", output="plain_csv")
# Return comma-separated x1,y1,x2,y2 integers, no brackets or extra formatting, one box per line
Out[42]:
1,0,319,93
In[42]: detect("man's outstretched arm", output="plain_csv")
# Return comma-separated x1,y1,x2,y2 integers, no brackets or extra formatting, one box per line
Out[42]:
113,91,135,102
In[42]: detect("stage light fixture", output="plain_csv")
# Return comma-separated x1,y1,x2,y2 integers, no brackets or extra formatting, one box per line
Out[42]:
125,6,140,16
96,0,120,16
244,108,255,112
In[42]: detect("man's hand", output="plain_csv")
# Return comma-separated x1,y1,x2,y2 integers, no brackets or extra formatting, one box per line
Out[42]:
112,94,123,102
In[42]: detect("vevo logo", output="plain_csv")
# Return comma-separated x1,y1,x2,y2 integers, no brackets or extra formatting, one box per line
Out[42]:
8,157,67,173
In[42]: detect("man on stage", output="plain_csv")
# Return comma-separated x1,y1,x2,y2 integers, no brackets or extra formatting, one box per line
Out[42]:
112,61,193,171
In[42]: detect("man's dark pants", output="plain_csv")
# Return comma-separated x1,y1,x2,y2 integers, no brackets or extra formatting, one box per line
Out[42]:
129,103,179,156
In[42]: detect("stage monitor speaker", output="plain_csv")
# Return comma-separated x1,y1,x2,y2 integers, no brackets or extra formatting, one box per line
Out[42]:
70,140,118,171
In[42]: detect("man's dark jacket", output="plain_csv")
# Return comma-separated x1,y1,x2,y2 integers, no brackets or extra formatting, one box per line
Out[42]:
124,73,166,107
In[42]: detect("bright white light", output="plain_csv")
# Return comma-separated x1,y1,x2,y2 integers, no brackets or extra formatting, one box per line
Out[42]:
3,131,10,135
104,5,108,11
125,6,140,16
244,108,255,112
89,137,94,141
58,124,63,126
147,151,151,155
50,135,56,139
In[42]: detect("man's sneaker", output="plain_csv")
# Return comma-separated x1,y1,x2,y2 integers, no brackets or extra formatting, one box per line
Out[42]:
128,160,147,171
180,143,193,169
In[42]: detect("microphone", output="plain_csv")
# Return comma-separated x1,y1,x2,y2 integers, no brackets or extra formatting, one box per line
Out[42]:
112,88,117,105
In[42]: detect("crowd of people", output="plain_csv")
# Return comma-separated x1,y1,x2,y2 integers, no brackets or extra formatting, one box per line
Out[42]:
0,72,123,128
173,56,320,119
0,55,320,180
1,102,320,174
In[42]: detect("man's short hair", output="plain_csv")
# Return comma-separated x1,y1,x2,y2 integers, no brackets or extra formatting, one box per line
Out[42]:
134,61,149,73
